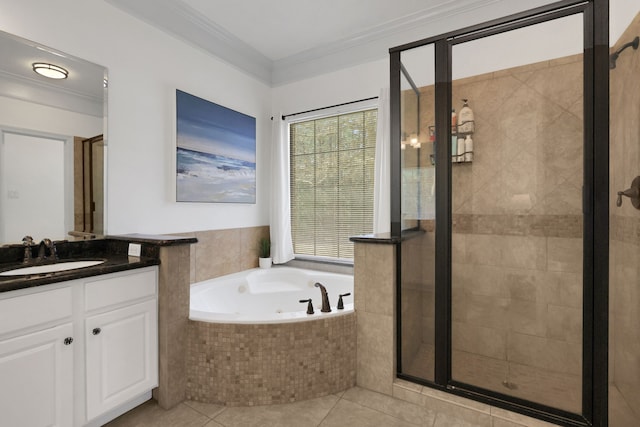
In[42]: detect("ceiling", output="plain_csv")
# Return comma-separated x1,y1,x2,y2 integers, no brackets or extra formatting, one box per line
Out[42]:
179,0,445,62
104,0,521,86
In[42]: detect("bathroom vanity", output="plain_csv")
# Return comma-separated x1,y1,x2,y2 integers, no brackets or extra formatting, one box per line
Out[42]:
0,239,161,427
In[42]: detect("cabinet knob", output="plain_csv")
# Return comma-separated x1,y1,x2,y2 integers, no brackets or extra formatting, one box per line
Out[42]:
92,328,101,335
63,337,73,345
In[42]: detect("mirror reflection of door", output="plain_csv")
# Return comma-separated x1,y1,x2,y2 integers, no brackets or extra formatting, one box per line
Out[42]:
1,131,70,243
73,134,103,237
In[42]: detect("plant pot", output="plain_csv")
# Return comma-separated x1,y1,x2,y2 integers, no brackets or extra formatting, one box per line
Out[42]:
259,257,272,269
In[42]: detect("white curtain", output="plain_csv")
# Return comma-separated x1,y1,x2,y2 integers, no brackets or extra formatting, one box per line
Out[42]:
373,88,391,234
269,113,294,264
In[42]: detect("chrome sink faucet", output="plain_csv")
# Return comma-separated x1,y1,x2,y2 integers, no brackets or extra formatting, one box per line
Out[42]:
314,282,331,313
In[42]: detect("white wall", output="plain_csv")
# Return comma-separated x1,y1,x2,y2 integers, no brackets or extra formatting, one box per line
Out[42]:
611,0,640,45
272,58,388,118
0,0,271,236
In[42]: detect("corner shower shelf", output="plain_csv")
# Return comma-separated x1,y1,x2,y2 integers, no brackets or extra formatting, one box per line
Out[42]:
427,120,475,165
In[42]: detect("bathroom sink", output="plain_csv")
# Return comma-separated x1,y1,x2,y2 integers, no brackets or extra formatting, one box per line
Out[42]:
0,260,105,276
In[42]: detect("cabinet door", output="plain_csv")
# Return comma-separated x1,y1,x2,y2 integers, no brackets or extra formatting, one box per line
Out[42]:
0,323,74,427
85,299,157,421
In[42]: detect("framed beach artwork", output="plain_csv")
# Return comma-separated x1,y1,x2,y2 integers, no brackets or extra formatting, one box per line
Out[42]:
176,89,256,203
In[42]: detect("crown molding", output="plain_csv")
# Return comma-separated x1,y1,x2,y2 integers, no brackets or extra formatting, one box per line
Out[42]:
271,0,562,86
105,0,556,87
272,0,503,85
104,0,273,84
276,0,499,69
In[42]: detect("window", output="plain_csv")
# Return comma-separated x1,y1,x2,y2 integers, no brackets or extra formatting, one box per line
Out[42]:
289,109,377,261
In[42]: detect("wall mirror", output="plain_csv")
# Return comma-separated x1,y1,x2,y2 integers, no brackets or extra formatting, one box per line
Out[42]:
0,29,107,245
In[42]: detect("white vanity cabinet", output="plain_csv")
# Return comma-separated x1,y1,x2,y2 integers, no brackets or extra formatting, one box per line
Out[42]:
0,286,74,427
84,269,158,422
0,266,158,427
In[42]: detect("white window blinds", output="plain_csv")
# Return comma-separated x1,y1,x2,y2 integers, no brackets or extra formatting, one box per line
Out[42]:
289,109,377,260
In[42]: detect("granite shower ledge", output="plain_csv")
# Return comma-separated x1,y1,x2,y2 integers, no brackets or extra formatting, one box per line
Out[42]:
107,233,197,246
349,229,425,244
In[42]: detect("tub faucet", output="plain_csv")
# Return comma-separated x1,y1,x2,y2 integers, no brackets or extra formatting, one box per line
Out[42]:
37,238,58,261
314,282,331,313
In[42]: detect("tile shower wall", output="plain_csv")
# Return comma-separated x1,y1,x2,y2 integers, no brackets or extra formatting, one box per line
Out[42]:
610,11,640,425
449,54,584,413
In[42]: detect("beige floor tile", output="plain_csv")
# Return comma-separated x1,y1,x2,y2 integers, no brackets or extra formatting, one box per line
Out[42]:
333,390,346,398
318,399,419,427
490,408,558,427
213,394,338,427
184,400,226,419
102,385,574,427
341,386,435,425
433,412,487,427
491,418,526,427
105,400,210,427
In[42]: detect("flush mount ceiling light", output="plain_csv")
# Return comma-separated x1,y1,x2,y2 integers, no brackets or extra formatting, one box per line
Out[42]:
32,62,68,79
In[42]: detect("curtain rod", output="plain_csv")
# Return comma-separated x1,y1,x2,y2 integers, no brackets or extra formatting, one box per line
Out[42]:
271,96,378,121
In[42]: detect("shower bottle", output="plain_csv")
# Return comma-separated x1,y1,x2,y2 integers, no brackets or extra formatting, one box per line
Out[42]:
459,99,475,133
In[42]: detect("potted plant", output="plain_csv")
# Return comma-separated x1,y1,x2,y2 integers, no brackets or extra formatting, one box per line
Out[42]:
258,237,272,269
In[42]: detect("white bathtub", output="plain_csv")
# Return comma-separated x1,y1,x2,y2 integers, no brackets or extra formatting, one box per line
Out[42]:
189,267,354,324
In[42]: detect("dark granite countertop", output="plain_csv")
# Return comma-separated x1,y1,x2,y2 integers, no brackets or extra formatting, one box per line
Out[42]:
0,233,198,294
0,255,159,293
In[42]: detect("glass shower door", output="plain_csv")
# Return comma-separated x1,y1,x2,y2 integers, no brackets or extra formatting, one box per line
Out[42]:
450,14,585,414
393,2,609,424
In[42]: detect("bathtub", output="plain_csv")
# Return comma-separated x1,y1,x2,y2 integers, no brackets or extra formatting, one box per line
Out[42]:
187,267,357,406
189,267,354,324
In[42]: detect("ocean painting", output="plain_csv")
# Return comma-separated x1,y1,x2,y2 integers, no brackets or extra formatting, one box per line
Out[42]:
176,89,256,203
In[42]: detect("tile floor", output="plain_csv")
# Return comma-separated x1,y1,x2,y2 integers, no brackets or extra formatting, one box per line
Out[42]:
105,386,487,427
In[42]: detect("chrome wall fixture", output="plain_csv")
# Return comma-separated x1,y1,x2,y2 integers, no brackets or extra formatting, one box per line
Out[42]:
609,36,639,69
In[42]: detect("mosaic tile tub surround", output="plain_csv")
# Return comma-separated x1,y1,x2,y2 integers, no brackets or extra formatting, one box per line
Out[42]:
186,313,357,406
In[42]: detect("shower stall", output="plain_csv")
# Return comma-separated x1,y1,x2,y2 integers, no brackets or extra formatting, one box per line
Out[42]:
390,0,637,425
